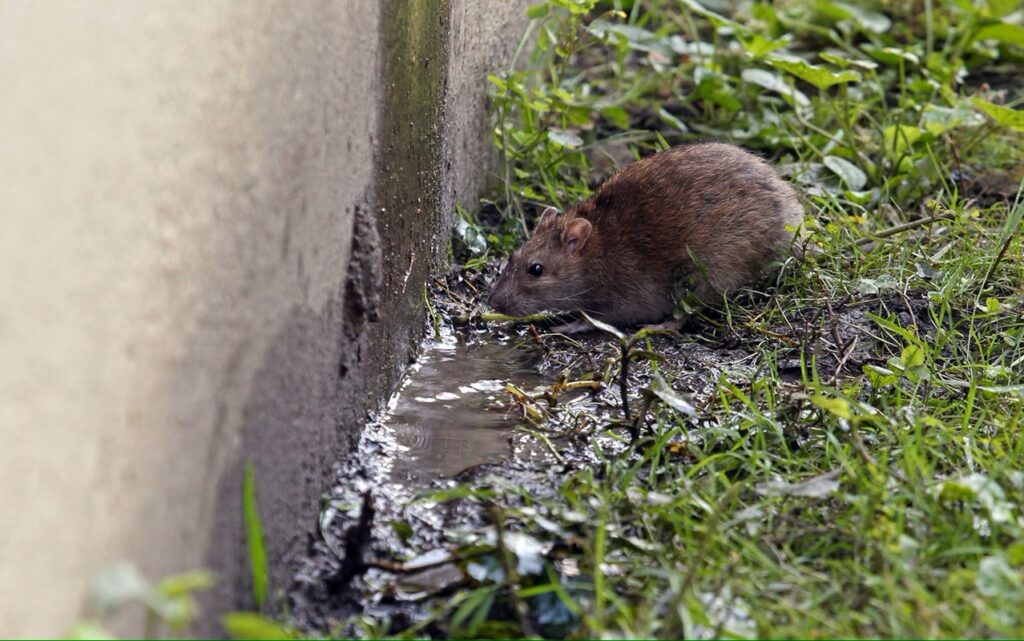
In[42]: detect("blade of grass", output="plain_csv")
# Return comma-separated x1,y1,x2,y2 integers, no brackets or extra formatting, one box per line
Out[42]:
243,462,268,609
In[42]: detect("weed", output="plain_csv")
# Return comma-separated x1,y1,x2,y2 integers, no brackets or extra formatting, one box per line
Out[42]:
243,462,269,610
422,0,1024,638
67,564,214,639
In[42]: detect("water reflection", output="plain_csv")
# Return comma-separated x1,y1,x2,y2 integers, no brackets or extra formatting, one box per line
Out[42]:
376,329,547,486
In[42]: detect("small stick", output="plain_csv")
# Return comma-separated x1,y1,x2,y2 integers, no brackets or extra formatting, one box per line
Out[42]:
830,336,860,385
491,506,537,638
528,323,544,345
980,178,1023,289
743,322,801,346
854,214,955,247
433,277,472,305
946,134,965,196
630,396,653,440
326,491,376,590
619,342,633,431
980,228,1017,291
481,311,558,323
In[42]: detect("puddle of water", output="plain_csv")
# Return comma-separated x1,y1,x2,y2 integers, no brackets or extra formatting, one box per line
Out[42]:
374,328,549,487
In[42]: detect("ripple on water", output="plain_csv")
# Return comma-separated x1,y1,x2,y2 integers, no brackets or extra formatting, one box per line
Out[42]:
372,328,549,487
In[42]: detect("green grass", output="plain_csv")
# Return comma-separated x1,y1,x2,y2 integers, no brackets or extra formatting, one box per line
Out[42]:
244,461,270,610
439,0,1024,638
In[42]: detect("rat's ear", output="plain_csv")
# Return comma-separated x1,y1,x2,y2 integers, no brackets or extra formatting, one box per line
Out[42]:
536,206,559,231
562,218,592,256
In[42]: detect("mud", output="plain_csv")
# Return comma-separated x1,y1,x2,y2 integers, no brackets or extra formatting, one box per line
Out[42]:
282,249,938,637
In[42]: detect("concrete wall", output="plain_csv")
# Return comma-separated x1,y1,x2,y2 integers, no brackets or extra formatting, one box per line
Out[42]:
0,1,528,636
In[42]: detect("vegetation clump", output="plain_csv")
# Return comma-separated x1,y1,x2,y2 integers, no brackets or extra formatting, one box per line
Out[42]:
432,0,1024,637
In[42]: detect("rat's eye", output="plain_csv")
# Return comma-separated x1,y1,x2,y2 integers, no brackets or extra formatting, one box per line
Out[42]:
527,263,544,277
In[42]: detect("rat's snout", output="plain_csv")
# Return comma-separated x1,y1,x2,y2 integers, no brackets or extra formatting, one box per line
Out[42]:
487,284,505,312
488,262,509,311
487,275,511,313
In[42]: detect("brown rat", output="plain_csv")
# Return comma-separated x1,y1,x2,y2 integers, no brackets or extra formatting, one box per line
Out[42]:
487,142,805,327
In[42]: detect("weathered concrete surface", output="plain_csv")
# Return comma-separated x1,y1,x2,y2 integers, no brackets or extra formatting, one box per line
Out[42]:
443,1,533,227
0,0,529,636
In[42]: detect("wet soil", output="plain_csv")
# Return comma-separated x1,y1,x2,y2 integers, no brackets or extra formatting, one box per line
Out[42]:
285,262,936,637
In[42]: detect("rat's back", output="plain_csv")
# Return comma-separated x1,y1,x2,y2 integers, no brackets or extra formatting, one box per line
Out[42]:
575,143,804,321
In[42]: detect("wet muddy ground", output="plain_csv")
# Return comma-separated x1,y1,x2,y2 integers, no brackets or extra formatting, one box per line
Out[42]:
284,258,938,637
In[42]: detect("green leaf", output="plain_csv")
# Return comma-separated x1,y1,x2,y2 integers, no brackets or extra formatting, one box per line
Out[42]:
587,20,672,56
526,2,549,19
553,0,598,16
889,343,929,383
862,44,920,66
976,555,1024,606
938,473,1014,524
485,73,506,91
580,311,626,341
679,0,745,31
738,33,791,57
811,394,852,419
451,586,499,637
155,570,216,629
921,102,985,134
974,21,1024,46
157,570,216,599
817,1,892,33
900,344,926,368
740,68,810,107
602,106,630,130
768,57,862,91
856,275,900,295
66,621,119,640
987,0,1020,17
868,312,923,346
412,484,497,503
883,124,923,154
824,156,868,190
836,2,891,33
973,98,1024,132
630,349,668,363
390,519,414,544
693,68,743,111
649,374,698,418
89,563,149,617
756,469,841,498
222,613,296,640
243,462,269,608
1008,542,1024,565
938,479,977,502
863,364,897,387
547,129,584,148
820,51,878,70
658,107,689,133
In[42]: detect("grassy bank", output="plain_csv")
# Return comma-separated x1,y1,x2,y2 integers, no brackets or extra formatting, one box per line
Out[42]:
437,0,1024,637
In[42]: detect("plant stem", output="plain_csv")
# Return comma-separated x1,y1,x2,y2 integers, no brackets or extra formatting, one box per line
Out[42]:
620,341,633,431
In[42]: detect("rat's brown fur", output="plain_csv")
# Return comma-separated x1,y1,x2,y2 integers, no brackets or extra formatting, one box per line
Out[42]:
488,143,805,326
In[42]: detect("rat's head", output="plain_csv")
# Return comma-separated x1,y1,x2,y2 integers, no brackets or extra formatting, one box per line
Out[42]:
487,206,594,316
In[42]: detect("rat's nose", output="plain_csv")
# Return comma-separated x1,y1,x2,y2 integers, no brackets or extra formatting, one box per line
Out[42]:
487,285,506,311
